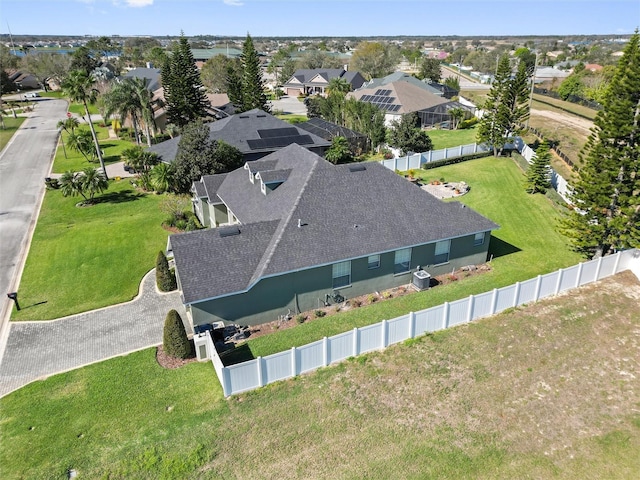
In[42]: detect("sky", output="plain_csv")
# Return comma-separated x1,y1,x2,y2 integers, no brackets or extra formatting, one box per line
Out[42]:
0,0,638,38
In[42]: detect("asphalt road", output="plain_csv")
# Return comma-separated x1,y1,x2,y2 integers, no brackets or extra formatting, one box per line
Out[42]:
0,97,67,359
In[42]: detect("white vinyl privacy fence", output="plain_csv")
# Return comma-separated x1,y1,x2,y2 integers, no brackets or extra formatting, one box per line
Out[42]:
380,143,490,171
207,249,640,397
513,137,572,203
381,137,573,205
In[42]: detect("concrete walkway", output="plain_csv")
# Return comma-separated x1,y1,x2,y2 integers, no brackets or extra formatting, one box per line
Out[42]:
0,270,187,398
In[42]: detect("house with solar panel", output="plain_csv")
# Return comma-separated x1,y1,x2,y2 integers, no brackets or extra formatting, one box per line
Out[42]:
168,143,498,329
349,72,474,128
282,68,366,96
148,109,331,163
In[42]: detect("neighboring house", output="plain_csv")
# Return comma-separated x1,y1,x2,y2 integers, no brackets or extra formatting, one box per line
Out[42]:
121,68,233,131
191,47,243,68
8,70,40,90
296,117,369,153
169,143,499,329
349,79,474,128
533,66,571,84
282,68,366,96
149,109,331,163
361,71,459,99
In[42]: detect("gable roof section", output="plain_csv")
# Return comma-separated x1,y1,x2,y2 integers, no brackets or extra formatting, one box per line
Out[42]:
215,144,323,224
172,144,499,304
148,109,330,162
360,71,443,96
170,220,280,303
283,69,365,90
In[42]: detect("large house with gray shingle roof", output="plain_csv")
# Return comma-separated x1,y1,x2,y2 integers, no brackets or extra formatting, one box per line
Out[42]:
283,68,366,96
168,143,498,328
149,109,331,163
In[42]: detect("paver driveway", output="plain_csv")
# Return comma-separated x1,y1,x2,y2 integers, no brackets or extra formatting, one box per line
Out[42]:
0,270,187,398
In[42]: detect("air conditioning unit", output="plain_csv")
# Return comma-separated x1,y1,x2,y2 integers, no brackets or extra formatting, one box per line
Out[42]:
412,270,431,291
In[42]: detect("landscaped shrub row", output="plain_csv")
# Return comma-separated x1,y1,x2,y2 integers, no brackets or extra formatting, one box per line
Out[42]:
422,150,493,170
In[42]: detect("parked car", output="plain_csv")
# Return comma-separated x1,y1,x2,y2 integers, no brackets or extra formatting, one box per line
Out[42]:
24,92,40,98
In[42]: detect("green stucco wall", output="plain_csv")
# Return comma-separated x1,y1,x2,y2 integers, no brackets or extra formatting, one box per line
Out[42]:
188,232,491,327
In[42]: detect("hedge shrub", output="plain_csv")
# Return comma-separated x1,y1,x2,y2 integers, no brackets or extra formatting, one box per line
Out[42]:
163,309,192,359
156,251,177,292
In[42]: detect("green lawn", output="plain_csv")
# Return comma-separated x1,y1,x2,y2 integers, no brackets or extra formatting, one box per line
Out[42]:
53,126,134,173
10,179,171,320
67,102,99,116
0,116,26,151
276,113,308,124
2,272,638,479
223,156,582,362
428,125,479,150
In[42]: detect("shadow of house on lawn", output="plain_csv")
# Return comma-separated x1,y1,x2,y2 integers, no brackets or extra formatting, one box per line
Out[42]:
95,190,144,205
488,236,521,260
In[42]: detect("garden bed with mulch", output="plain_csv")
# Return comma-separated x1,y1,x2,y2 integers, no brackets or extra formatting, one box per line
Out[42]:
244,263,492,341
155,345,198,369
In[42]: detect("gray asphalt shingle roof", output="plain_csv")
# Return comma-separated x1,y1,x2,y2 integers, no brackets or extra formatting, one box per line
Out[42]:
148,109,330,163
171,144,498,304
170,221,280,303
122,67,162,91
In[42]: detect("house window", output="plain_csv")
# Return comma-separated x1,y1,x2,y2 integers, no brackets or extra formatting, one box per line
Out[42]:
368,254,380,269
434,240,450,264
474,232,486,246
394,248,411,274
332,261,351,289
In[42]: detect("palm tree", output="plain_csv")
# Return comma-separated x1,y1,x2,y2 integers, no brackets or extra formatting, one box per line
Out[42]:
122,145,160,174
80,167,109,202
66,128,95,163
151,162,175,193
61,70,108,179
102,78,142,145
59,171,84,199
132,77,158,147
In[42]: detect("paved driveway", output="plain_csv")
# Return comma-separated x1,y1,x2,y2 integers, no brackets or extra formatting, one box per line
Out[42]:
0,270,187,398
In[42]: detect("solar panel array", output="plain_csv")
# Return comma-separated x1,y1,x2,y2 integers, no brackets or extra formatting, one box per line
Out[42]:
256,127,300,139
247,134,314,150
359,88,401,112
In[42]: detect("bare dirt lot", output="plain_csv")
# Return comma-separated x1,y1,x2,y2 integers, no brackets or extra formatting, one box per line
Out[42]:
530,108,594,136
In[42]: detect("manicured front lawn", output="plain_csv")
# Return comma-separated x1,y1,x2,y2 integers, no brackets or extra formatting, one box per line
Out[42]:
228,156,583,360
53,125,132,173
67,102,99,116
11,179,171,320
2,272,638,479
0,116,26,151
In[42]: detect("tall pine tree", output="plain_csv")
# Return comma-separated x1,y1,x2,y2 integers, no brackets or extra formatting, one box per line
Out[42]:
477,55,530,156
560,30,640,258
239,33,270,113
478,55,512,156
525,141,551,194
161,34,211,128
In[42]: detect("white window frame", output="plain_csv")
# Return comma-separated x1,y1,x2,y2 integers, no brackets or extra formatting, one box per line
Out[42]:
474,232,486,246
394,248,411,274
332,261,351,289
367,254,380,269
434,240,450,265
